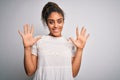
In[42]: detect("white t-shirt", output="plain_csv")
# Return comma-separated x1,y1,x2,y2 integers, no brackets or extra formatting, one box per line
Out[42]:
32,35,76,80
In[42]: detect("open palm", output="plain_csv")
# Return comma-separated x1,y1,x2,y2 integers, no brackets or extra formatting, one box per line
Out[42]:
70,27,89,50
18,24,41,48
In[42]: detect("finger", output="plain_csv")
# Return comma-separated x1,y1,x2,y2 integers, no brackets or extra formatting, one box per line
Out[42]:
83,28,86,36
31,24,34,34
18,30,24,38
24,24,28,34
26,24,29,33
27,24,31,33
80,27,84,35
76,27,79,39
86,33,90,41
69,37,77,46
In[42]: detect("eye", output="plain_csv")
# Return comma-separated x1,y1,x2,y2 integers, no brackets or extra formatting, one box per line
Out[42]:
57,19,63,24
48,20,54,25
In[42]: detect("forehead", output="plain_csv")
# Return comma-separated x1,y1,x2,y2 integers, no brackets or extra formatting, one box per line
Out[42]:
48,12,63,20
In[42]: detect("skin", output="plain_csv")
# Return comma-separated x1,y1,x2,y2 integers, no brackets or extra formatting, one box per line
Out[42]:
18,24,40,76
18,12,89,77
47,12,64,37
70,27,89,77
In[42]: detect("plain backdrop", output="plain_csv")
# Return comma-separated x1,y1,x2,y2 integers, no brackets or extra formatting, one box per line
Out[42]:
0,0,120,80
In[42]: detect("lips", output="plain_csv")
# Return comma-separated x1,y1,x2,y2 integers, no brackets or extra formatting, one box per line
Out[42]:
52,29,59,33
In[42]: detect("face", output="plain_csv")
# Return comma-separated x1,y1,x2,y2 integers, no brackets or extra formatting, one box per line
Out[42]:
47,12,64,37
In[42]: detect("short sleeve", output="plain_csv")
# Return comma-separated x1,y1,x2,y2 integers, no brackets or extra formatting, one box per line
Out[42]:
32,36,41,56
71,44,76,57
32,43,38,56
67,39,76,57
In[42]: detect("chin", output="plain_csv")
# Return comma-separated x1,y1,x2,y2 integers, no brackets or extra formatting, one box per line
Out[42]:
51,33,61,37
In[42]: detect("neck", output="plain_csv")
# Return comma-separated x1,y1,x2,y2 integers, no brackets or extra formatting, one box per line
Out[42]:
49,33,62,37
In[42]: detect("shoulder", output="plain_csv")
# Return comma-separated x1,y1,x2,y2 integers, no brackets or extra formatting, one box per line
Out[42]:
35,35,49,40
34,35,47,43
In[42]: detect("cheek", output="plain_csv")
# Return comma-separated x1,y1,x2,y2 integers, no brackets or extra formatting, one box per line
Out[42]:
60,23,63,26
59,22,64,28
47,24,53,29
60,24,64,30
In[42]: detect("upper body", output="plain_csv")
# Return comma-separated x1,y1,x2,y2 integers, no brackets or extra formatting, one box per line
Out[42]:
18,2,89,80
32,35,76,80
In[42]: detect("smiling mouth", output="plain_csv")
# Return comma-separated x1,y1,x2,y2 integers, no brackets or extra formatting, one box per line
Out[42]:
53,29,59,33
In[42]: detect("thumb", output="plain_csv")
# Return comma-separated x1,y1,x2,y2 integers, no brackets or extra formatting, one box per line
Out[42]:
34,36,41,42
18,30,24,38
69,37,76,46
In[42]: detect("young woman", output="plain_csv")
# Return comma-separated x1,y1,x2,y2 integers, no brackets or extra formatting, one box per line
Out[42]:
18,2,89,80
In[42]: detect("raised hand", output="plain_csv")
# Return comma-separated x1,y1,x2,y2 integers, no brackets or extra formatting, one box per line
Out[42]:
70,27,89,50
18,24,41,48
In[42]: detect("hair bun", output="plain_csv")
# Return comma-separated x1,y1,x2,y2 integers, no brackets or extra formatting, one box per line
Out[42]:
41,2,64,25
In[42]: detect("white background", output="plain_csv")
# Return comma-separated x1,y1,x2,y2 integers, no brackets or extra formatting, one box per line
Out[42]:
0,0,120,80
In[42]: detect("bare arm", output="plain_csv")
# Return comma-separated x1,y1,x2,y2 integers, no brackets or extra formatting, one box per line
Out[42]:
18,24,40,76
72,49,83,77
70,27,89,77
24,47,38,76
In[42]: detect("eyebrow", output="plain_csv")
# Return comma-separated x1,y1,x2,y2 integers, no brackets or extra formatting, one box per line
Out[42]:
47,18,63,21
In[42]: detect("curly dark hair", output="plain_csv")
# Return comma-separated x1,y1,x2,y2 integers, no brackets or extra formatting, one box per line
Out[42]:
41,2,64,25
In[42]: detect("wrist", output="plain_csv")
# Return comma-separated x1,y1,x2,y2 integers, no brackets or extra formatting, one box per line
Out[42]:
24,47,32,55
24,46,32,50
77,48,83,51
75,48,83,57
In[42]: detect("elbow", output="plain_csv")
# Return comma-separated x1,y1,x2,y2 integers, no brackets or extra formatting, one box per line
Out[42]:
26,71,34,77
26,71,34,76
72,68,79,78
25,68,36,77
72,73,78,78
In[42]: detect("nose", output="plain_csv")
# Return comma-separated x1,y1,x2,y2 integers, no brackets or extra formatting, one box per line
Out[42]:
54,22,58,28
